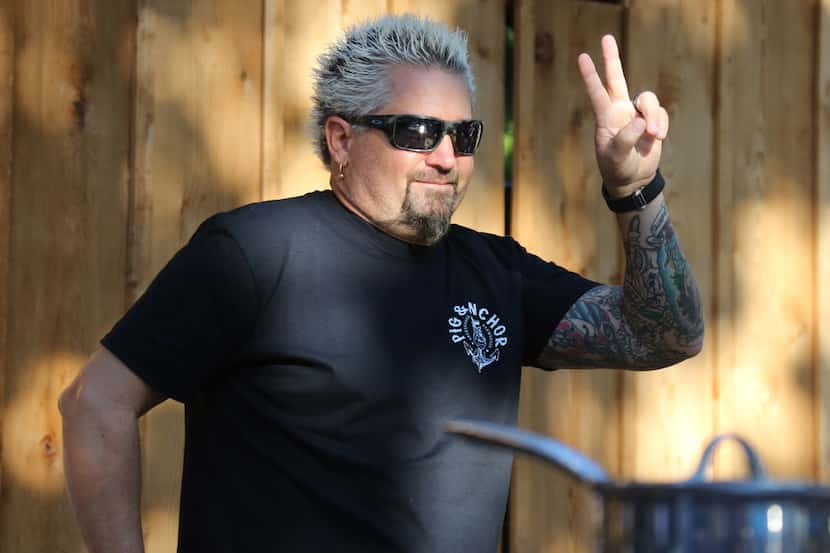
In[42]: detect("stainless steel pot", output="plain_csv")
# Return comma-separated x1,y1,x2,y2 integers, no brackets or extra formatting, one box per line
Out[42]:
446,419,830,553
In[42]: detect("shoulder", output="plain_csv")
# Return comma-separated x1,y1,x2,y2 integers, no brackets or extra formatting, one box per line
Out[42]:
186,190,334,282
446,225,576,277
199,190,332,238
192,190,336,256
446,224,526,266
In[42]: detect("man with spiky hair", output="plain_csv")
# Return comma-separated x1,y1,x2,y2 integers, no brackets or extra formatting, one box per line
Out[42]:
60,14,703,553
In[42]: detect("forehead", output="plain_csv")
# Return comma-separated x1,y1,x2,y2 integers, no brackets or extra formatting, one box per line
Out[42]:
381,65,472,120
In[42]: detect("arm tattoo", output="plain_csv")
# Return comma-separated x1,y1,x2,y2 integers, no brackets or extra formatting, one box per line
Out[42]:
539,201,704,370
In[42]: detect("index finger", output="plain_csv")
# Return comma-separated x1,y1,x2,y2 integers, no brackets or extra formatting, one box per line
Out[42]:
577,53,611,119
601,35,630,101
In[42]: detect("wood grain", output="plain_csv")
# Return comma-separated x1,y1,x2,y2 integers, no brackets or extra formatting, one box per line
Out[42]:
510,1,623,551
272,0,388,201
0,0,14,511
276,0,342,200
133,2,264,551
716,0,816,479
262,0,284,201
2,2,829,552
818,0,830,482
0,0,134,551
621,0,717,481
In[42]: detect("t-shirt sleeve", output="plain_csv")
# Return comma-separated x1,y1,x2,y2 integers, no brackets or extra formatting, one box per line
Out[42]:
101,222,259,403
515,242,600,366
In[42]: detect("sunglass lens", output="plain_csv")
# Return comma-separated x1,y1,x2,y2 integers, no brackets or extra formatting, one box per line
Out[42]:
393,116,445,151
452,121,482,155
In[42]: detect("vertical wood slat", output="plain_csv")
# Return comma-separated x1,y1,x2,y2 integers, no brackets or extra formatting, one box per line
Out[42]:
262,0,284,201
1,1,134,552
818,0,830,482
391,0,506,235
621,1,717,481
0,0,14,512
275,1,342,200
264,0,392,202
510,1,623,551
717,0,816,478
0,10,13,544
272,0,389,202
132,2,265,551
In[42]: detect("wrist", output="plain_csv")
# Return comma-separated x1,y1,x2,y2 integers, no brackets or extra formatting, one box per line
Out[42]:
602,170,665,213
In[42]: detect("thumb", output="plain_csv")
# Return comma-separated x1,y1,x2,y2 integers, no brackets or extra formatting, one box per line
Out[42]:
608,117,647,159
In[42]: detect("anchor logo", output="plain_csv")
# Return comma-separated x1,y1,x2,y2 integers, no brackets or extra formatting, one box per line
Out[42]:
448,302,508,373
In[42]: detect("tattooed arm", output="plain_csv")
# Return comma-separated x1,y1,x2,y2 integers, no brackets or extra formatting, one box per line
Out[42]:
535,36,703,369
538,192,704,370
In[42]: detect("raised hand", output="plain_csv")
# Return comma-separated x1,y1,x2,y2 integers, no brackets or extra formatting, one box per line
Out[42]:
578,35,668,196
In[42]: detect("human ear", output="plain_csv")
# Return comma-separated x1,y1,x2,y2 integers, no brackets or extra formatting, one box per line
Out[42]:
325,115,353,165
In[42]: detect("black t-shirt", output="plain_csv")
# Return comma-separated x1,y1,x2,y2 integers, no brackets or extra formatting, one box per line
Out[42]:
103,190,598,553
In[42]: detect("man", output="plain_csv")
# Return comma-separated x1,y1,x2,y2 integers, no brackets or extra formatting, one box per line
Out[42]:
60,14,703,553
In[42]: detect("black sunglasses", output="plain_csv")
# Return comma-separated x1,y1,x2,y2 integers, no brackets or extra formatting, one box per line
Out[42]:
351,114,484,156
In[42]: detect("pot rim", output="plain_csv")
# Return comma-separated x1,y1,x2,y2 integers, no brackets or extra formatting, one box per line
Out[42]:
600,480,830,501
445,419,830,501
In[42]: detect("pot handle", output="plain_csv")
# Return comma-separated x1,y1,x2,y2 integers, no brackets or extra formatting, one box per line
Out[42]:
445,419,612,487
689,433,769,482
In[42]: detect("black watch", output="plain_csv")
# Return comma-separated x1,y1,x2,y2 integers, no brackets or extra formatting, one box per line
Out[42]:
602,170,665,213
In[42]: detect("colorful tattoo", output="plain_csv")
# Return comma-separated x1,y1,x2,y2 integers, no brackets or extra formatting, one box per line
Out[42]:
539,202,704,370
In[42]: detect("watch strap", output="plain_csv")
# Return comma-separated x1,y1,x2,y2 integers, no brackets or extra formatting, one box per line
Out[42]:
602,170,665,213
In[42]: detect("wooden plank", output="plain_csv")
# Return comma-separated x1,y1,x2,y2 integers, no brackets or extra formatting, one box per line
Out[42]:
0,1,134,551
0,0,14,515
262,0,284,201
269,1,387,201
818,0,830,482
339,0,388,28
510,1,623,551
621,0,717,481
717,0,816,479
133,2,264,551
390,0,505,234
276,1,341,200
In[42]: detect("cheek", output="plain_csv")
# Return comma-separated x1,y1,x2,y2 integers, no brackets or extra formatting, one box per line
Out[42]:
459,157,475,183
372,153,423,189
352,138,415,180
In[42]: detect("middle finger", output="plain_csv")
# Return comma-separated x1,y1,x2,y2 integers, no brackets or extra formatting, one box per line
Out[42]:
601,35,630,102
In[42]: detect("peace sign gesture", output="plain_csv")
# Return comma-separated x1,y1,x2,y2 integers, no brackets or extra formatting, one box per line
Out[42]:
578,35,669,197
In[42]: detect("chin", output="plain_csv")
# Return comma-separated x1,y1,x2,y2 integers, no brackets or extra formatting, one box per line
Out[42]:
401,208,454,245
415,187,461,215
397,181,466,244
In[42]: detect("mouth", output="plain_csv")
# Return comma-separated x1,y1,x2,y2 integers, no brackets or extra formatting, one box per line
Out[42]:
413,179,456,187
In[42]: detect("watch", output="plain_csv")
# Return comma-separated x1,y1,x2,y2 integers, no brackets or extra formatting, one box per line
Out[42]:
602,170,665,213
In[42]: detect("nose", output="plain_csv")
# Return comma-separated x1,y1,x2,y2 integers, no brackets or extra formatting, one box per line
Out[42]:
424,134,457,171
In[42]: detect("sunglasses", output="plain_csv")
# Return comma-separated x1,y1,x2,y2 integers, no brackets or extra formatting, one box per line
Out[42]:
351,114,484,156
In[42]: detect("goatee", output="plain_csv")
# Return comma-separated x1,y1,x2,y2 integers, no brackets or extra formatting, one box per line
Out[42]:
399,182,460,245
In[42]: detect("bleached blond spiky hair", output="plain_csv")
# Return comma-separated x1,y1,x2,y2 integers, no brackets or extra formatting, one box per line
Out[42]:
310,14,475,165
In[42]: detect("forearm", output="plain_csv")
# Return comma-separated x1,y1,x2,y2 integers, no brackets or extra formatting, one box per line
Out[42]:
61,404,145,553
616,193,704,362
537,192,703,370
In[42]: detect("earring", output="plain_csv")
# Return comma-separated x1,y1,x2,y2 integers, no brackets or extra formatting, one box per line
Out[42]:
338,161,347,179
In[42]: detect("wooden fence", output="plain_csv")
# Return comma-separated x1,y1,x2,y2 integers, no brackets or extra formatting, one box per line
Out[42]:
0,0,828,551
512,1,829,550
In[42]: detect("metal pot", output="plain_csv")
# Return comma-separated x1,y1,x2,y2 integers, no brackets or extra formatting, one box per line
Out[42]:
446,419,830,553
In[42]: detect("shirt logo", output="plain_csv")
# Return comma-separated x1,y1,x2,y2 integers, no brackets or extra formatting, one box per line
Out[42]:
448,302,509,373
